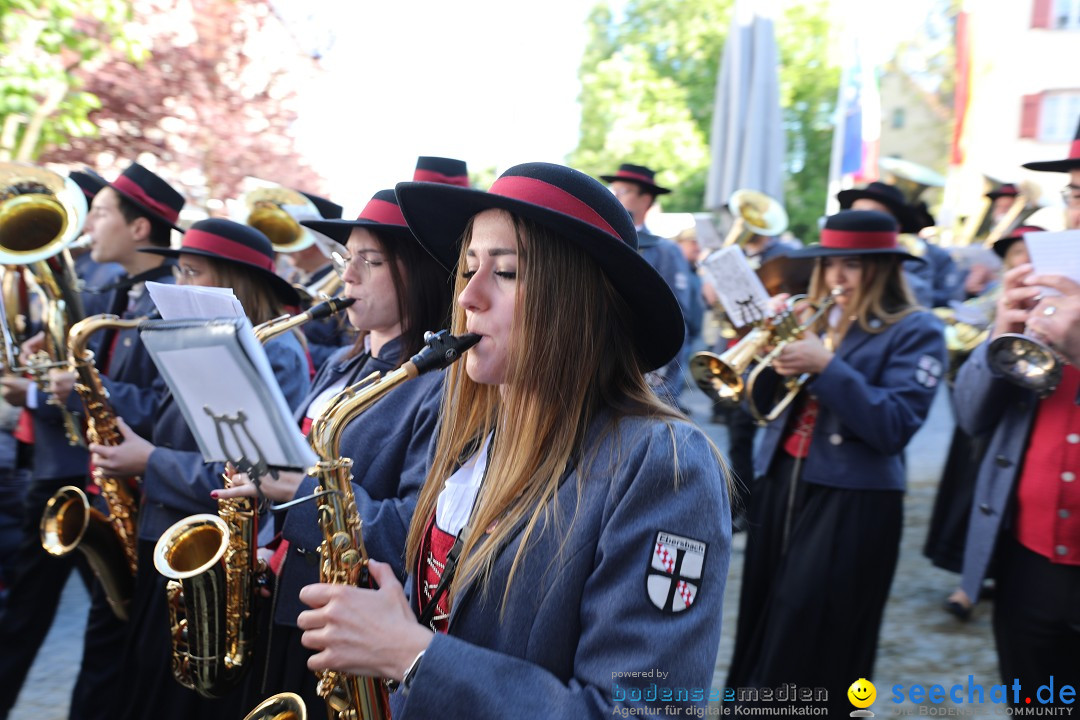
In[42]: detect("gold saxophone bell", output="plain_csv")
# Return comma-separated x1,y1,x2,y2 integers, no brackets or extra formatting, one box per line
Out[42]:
41,485,134,620
244,185,321,254
242,692,307,720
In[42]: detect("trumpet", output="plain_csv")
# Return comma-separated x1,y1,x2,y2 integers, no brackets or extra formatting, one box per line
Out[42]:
986,331,1062,398
690,288,841,425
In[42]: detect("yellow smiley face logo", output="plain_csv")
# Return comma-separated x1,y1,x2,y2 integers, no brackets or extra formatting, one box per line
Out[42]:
848,678,876,709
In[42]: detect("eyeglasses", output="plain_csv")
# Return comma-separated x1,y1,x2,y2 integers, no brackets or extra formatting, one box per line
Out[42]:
172,265,202,281
1062,184,1080,208
331,250,384,280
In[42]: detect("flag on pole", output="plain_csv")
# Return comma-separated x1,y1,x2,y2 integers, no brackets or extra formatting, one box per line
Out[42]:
826,38,881,214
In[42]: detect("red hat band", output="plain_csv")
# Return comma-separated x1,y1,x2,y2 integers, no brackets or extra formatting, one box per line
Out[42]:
358,198,407,226
613,169,655,185
490,175,621,242
820,228,898,251
182,228,275,271
112,175,181,224
413,169,469,186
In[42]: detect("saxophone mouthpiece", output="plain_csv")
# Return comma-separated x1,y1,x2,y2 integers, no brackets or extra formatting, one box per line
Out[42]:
413,331,481,373
306,297,356,321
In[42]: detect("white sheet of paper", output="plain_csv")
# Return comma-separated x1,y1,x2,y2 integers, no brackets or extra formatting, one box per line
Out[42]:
140,318,316,469
146,281,246,320
1023,229,1080,295
698,246,773,328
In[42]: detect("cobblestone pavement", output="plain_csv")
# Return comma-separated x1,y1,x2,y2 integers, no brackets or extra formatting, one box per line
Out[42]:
9,379,999,720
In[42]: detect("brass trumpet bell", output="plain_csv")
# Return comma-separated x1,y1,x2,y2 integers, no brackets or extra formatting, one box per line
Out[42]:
244,185,319,253
689,326,772,406
242,692,307,720
986,332,1062,398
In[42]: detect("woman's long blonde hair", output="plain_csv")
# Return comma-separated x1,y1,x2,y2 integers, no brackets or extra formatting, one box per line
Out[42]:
806,254,918,343
404,211,679,605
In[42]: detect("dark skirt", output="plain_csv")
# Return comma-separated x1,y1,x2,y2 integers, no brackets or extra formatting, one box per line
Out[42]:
113,539,249,720
726,454,903,717
923,426,990,573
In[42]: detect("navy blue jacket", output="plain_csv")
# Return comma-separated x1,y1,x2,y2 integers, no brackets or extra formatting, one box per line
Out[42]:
752,310,945,490
138,332,310,542
393,412,730,719
274,339,443,626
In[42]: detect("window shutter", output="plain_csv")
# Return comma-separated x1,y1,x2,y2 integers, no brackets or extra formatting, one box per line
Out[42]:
1019,93,1042,138
1031,0,1052,28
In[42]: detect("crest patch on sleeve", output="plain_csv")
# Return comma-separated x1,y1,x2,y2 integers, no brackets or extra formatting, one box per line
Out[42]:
915,354,942,389
646,531,707,614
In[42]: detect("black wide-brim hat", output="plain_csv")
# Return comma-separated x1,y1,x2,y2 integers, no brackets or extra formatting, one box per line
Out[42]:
139,217,299,306
836,181,920,233
600,163,671,195
1022,117,1080,173
395,162,684,371
414,157,470,187
789,209,924,263
106,162,185,233
69,168,105,200
301,189,415,245
992,224,1045,258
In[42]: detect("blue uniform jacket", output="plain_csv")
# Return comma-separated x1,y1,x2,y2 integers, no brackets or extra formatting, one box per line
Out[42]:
954,340,1039,604
638,229,690,397
752,310,945,490
393,412,731,720
137,332,310,542
274,340,443,626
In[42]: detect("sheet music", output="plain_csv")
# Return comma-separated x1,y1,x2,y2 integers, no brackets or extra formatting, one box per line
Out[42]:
141,318,316,470
699,246,773,328
1023,229,1080,294
146,281,246,320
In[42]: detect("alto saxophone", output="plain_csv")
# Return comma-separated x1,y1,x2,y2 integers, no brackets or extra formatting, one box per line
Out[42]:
243,330,478,720
153,298,355,697
40,313,142,620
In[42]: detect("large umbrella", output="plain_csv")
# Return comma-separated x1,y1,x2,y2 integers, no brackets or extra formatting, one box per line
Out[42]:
704,0,785,213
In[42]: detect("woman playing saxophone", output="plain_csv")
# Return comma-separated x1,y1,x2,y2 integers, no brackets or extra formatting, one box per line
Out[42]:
89,218,311,720
217,189,453,715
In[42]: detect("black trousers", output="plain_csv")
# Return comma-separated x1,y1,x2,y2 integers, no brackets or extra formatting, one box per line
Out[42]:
993,535,1080,707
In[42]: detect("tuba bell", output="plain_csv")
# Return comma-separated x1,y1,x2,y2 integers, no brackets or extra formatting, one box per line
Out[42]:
0,163,88,445
721,189,788,251
243,184,321,254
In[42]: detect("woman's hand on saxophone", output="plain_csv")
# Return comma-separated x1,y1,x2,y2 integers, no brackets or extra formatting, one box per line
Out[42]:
90,416,153,476
297,560,434,681
212,469,305,503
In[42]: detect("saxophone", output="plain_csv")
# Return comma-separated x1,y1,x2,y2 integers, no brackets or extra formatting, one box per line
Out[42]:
243,329,478,720
40,314,142,620
153,298,355,697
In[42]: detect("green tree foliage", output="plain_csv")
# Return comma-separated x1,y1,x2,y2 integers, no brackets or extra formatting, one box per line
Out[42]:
571,0,840,241
0,0,139,160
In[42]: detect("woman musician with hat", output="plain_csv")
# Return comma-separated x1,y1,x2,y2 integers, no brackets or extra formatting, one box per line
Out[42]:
216,189,454,711
726,210,945,717
282,162,730,718
89,218,311,720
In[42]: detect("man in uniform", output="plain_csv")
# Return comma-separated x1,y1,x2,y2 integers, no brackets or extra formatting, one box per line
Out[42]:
602,163,691,408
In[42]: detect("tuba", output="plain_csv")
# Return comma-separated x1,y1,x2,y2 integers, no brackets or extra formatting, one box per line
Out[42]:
244,185,321,254
40,314,143,620
0,163,88,445
153,299,356,697
242,330,479,720
721,189,788,254
690,289,841,424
